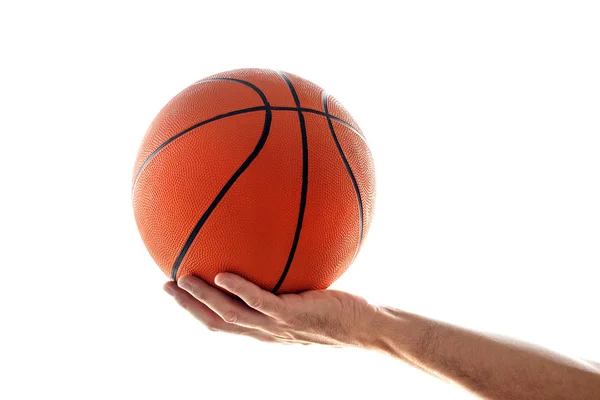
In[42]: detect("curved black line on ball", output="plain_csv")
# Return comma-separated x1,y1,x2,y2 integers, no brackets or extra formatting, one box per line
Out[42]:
271,71,309,294
322,92,364,255
170,78,272,281
133,107,362,193
270,106,365,141
132,105,267,192
132,78,270,193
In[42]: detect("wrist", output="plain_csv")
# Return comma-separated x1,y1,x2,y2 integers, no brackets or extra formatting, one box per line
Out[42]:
364,306,437,360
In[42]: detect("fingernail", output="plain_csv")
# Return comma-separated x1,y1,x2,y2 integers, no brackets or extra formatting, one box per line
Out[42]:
164,286,174,296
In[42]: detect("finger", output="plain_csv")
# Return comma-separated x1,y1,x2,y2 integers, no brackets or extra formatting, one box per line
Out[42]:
165,283,275,341
177,275,272,330
164,282,247,334
238,330,278,344
214,273,285,318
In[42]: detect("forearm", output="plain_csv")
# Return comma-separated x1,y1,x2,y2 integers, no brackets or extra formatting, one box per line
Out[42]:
365,306,600,399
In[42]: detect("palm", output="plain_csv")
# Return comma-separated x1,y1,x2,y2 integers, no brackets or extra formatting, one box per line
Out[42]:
165,274,377,347
281,290,372,325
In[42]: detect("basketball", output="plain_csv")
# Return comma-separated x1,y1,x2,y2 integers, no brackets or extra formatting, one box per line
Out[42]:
132,69,375,293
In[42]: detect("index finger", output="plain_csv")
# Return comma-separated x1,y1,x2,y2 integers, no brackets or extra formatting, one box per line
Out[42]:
215,273,285,318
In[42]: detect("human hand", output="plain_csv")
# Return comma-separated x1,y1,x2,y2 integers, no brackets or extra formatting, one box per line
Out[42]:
163,273,380,348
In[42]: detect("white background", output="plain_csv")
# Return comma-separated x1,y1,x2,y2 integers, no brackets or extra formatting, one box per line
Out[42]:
1,1,599,399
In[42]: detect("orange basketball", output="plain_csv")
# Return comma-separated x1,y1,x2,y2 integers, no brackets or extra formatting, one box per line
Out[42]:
132,69,375,293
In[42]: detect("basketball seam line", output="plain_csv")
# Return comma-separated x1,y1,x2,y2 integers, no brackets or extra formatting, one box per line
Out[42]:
170,78,272,281
131,85,364,194
270,71,309,294
132,105,266,191
272,107,364,139
323,91,364,259
132,107,363,194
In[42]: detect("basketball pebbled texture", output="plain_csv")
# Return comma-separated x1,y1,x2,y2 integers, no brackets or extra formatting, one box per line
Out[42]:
132,68,375,293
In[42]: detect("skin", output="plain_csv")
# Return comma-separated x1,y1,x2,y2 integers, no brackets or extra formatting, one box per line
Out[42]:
164,274,600,399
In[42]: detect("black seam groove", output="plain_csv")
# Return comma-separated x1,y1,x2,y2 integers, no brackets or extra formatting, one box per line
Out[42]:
132,107,362,194
170,78,272,281
132,105,267,191
271,71,309,294
322,92,364,255
271,106,364,140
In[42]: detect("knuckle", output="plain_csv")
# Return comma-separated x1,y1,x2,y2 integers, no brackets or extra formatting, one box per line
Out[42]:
223,311,239,324
247,296,264,309
191,289,207,302
174,295,189,309
204,322,220,332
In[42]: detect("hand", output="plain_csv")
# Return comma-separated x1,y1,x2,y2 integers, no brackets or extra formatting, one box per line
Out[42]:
163,273,380,348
